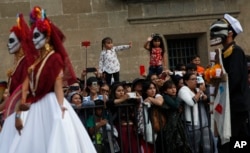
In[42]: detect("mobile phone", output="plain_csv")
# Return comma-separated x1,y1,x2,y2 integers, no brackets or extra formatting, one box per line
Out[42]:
92,81,98,86
127,92,136,98
174,71,183,76
86,67,96,73
69,86,80,91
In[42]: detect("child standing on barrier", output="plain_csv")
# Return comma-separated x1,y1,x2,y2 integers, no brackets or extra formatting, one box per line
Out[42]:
99,37,132,85
144,33,167,76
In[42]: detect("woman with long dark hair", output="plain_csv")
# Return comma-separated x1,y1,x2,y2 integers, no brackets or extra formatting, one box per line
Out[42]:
160,80,192,153
107,82,140,153
141,80,164,153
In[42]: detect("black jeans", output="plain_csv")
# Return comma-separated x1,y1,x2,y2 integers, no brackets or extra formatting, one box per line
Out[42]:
103,71,119,85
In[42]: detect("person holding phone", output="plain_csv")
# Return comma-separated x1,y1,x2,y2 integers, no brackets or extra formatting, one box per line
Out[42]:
86,67,97,73
65,82,81,101
98,37,132,85
69,83,81,92
178,72,212,153
82,77,105,106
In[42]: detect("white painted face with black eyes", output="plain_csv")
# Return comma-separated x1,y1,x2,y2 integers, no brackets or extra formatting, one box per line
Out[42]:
7,32,21,54
32,27,46,50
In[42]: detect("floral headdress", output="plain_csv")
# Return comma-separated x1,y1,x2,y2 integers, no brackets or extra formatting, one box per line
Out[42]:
30,6,65,41
31,8,76,86
30,6,51,36
10,14,29,42
36,17,51,37
29,6,42,26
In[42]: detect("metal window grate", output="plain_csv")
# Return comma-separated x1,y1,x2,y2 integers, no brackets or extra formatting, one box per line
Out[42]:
167,38,197,70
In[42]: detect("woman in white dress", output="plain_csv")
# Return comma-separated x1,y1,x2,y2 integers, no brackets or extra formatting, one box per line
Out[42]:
0,13,36,153
9,9,96,153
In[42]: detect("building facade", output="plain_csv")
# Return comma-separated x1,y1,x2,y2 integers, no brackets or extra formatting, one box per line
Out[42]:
0,0,249,81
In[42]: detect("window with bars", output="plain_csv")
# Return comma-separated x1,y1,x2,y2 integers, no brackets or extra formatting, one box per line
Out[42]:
166,38,198,70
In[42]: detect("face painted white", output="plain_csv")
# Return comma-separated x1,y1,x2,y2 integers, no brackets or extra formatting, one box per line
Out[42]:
32,27,46,50
7,32,21,54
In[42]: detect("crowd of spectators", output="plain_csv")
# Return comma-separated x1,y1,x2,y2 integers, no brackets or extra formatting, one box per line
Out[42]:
63,55,216,153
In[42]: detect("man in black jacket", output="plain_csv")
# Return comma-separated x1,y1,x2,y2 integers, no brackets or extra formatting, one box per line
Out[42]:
210,13,250,153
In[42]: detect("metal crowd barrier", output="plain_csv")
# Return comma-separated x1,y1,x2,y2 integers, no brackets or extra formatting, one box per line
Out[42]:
73,99,214,153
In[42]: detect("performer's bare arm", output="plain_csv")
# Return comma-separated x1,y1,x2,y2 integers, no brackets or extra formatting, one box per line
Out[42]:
0,101,6,111
54,70,67,118
21,76,29,105
18,76,30,111
0,89,9,111
15,76,30,134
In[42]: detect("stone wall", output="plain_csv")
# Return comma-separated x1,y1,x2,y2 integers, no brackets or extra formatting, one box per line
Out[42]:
0,0,249,82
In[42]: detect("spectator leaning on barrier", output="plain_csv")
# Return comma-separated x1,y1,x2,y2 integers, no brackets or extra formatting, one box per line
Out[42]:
178,72,213,153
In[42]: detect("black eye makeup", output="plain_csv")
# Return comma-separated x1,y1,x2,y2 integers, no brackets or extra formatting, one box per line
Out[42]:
9,38,15,43
33,32,41,39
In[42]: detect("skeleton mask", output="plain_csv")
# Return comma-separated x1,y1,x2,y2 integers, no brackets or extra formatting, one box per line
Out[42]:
7,32,21,54
33,27,46,50
209,19,229,46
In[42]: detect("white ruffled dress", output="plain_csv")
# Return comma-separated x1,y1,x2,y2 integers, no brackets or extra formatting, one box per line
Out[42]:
8,92,96,153
0,111,28,153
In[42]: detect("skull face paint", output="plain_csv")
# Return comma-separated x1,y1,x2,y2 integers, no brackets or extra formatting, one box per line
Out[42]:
209,19,229,46
32,27,46,50
7,32,21,54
